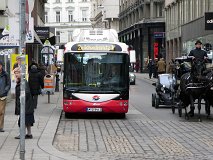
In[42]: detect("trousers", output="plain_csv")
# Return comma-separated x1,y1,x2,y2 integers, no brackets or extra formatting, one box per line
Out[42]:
0,99,6,129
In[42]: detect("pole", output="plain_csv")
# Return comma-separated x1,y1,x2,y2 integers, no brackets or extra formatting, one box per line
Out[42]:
19,0,26,159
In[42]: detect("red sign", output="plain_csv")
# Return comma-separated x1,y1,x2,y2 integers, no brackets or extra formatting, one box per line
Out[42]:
154,42,158,58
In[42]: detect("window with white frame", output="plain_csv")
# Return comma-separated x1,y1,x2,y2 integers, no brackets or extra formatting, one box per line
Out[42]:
82,10,87,21
82,0,87,2
55,0,60,3
56,31,60,43
68,31,73,41
68,11,73,22
68,0,73,2
56,11,60,22
45,12,48,23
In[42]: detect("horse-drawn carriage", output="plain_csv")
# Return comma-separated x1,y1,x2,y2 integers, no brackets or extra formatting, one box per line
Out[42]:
173,57,213,121
152,56,213,121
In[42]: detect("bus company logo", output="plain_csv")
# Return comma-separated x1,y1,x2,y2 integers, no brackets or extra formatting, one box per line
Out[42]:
92,95,100,101
207,19,213,23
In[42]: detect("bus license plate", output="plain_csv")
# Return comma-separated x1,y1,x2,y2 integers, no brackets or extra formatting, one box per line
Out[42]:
87,108,102,112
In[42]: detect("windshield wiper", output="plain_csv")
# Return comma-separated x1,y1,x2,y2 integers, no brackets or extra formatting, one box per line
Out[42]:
108,87,121,94
66,87,86,93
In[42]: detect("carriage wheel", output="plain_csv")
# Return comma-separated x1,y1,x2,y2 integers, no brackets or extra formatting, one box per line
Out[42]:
155,95,159,109
152,93,156,107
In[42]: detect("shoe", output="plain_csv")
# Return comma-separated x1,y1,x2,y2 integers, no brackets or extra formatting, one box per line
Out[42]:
0,128,4,132
25,134,33,139
15,135,20,139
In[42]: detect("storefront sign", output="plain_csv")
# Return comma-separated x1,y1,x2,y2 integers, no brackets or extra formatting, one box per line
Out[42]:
205,12,213,30
34,27,50,40
154,32,165,39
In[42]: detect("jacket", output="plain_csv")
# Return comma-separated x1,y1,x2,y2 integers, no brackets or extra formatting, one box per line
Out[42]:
157,59,166,73
188,48,208,60
0,70,11,97
15,80,34,115
28,68,44,95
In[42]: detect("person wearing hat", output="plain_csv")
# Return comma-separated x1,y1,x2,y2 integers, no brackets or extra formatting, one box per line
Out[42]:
188,40,208,60
0,61,11,132
187,40,208,117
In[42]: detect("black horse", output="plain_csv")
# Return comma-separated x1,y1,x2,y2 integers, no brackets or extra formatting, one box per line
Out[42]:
179,58,209,121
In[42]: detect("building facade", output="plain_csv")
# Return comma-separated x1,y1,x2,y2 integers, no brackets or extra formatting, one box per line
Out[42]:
119,0,165,72
90,0,119,32
165,0,213,63
45,0,92,46
0,0,47,71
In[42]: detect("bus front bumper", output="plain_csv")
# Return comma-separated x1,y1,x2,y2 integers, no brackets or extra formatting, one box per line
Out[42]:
63,99,129,113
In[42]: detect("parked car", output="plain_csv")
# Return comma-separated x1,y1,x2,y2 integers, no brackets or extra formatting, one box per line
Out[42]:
129,72,136,85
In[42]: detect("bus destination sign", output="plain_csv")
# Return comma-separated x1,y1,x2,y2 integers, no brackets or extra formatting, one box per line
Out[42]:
71,43,122,51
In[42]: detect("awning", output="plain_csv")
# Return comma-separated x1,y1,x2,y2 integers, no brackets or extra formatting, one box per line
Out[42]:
0,45,18,49
34,30,43,45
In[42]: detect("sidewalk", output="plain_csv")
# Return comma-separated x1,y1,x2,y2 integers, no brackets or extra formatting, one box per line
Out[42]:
0,84,78,160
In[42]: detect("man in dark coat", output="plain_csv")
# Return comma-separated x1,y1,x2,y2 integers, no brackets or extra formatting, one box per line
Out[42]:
28,65,44,109
14,67,34,139
0,61,11,132
187,40,209,117
188,40,208,60
147,59,156,79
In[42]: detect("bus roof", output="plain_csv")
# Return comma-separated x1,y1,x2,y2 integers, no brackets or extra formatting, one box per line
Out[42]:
64,41,129,53
72,28,119,42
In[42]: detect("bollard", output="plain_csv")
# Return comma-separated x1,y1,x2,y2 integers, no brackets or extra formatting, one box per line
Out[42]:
43,74,55,103
55,74,60,92
47,91,50,103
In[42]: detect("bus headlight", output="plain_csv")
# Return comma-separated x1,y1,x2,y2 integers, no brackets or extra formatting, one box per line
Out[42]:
64,101,72,105
123,102,128,106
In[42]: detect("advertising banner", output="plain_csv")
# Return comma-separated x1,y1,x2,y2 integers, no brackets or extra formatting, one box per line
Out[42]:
10,54,28,94
205,12,213,30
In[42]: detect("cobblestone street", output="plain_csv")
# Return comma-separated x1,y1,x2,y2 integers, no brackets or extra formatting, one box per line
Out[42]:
53,106,213,160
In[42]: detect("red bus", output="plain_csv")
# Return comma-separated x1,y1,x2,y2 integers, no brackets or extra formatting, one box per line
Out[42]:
63,37,129,118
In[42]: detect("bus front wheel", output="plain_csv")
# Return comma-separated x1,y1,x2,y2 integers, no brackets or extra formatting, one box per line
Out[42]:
119,113,126,119
65,112,72,118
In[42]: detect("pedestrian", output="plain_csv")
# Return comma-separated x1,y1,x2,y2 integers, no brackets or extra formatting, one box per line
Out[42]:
153,58,158,78
0,61,11,132
14,67,34,139
135,59,140,72
38,63,48,79
28,65,44,109
28,60,38,72
157,58,166,76
147,59,155,79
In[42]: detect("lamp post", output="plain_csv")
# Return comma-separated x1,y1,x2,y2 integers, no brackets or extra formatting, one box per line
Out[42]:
19,0,26,159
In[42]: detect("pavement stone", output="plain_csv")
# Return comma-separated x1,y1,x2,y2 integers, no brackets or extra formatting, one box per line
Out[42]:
1,73,213,160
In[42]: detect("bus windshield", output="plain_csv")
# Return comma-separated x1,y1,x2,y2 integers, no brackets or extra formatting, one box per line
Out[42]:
64,52,129,92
